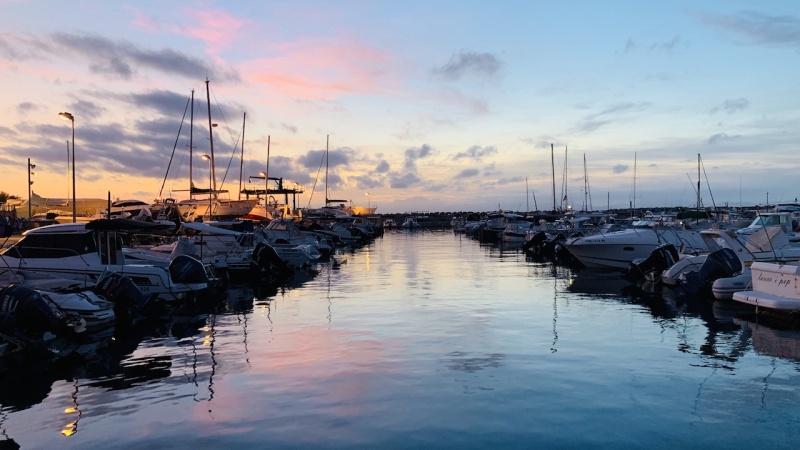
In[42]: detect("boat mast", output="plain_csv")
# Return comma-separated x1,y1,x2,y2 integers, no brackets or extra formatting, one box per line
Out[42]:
206,78,217,193
526,177,530,213
265,135,271,199
583,154,588,211
325,134,329,205
551,143,556,213
561,146,568,211
189,89,194,199
239,112,245,200
633,152,637,215
696,153,701,211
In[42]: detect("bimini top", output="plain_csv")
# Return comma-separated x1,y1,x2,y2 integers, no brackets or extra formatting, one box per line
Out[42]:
24,218,174,235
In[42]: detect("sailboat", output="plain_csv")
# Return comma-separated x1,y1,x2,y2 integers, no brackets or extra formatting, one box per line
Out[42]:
168,80,257,221
320,135,377,217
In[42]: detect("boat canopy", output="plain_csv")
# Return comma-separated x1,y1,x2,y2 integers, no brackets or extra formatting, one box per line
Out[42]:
85,218,174,232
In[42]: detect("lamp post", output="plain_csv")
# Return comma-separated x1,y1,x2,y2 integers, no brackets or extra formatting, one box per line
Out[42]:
58,112,75,222
365,192,370,211
27,159,35,219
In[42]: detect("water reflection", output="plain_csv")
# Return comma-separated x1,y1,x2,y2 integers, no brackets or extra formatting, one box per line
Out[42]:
442,351,504,373
3,233,800,447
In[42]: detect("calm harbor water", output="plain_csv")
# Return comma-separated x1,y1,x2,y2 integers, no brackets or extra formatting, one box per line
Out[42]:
2,229,800,449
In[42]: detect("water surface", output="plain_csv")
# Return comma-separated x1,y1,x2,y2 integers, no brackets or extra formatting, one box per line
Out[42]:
2,230,799,449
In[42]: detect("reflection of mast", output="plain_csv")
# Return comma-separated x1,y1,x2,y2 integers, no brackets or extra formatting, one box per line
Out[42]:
551,278,558,353
206,315,217,416
240,310,250,367
60,378,82,437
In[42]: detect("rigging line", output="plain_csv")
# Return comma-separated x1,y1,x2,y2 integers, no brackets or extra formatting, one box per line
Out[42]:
208,83,243,191
700,156,717,209
217,128,244,192
159,95,191,198
306,145,327,208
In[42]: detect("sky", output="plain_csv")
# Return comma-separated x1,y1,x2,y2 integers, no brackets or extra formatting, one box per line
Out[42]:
1,0,799,214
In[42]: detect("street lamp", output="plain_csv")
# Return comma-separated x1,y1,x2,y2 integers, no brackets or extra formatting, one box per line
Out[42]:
27,159,35,219
201,154,212,221
58,111,75,222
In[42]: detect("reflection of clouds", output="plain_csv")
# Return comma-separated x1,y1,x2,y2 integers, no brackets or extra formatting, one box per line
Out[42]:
441,351,504,373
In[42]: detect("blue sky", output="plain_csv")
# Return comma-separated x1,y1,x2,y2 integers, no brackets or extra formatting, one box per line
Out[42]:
1,1,799,213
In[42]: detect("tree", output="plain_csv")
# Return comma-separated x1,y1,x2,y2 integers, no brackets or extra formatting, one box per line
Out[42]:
0,191,21,203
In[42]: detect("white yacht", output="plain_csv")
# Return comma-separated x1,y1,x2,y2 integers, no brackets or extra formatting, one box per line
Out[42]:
563,220,708,270
0,219,211,305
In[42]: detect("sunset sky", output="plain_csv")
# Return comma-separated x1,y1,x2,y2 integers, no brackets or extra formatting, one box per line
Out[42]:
2,1,799,213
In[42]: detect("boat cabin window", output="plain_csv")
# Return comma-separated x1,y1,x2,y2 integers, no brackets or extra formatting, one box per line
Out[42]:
8,232,96,258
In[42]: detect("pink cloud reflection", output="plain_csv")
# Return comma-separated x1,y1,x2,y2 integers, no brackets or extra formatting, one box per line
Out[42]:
189,325,397,425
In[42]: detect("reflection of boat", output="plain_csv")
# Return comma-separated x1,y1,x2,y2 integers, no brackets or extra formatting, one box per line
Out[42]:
733,316,800,362
567,269,633,296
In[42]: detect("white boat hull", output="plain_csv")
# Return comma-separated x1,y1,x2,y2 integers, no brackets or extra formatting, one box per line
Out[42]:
732,262,800,312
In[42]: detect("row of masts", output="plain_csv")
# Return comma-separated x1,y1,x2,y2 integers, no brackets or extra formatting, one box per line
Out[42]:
542,145,709,215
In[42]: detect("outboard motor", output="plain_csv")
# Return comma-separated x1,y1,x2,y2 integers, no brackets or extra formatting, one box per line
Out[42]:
94,271,149,313
252,242,290,274
0,285,86,338
522,231,548,254
678,248,741,295
623,243,680,283
169,254,211,284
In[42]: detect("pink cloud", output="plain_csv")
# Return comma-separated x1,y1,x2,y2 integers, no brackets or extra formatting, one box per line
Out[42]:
178,7,247,54
241,37,398,101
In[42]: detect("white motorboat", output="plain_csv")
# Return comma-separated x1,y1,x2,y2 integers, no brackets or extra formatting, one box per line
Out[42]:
563,221,708,270
256,218,332,257
662,226,800,297
502,220,538,244
401,217,421,229
732,261,800,314
0,219,211,305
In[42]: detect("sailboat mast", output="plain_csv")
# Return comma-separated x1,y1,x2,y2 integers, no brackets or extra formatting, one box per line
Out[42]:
697,153,701,211
633,152,637,214
325,134,330,205
239,112,245,200
206,78,217,192
265,135,271,198
526,177,530,213
551,143,556,213
583,154,588,211
189,89,194,199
